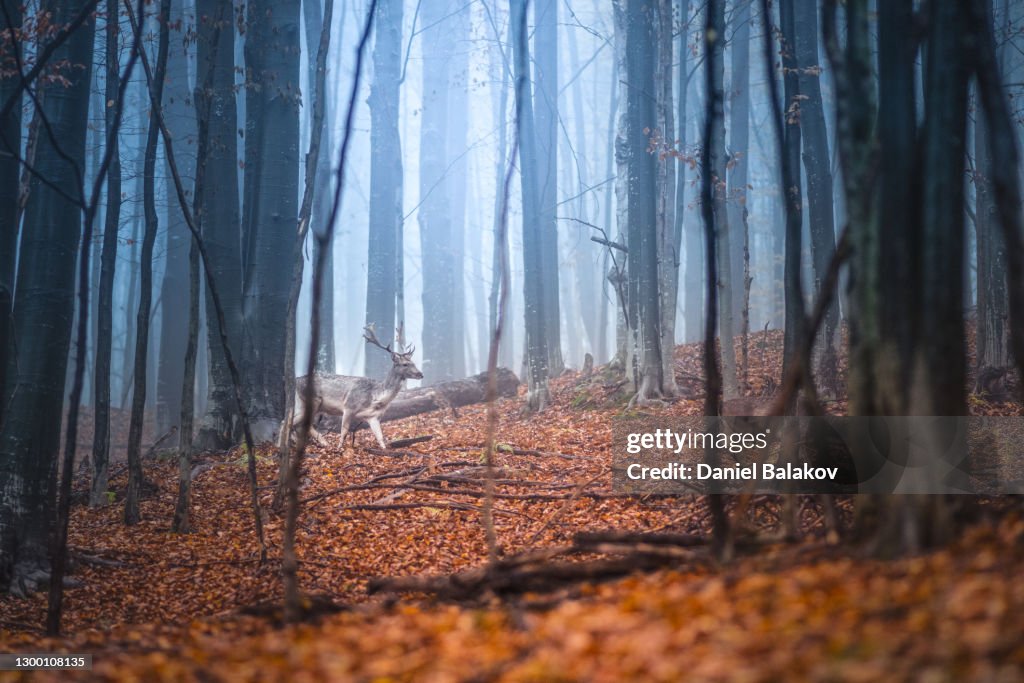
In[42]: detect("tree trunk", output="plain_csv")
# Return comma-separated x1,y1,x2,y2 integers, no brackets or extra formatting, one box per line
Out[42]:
915,0,969,417
0,0,22,423
823,0,878,417
534,0,563,376
970,0,1024,399
727,0,751,389
702,0,729,555
275,0,333,505
305,0,335,374
611,0,631,377
365,0,403,378
625,0,663,402
156,0,197,439
779,0,805,385
447,0,470,378
0,0,94,593
654,0,678,397
794,0,839,399
240,0,302,440
566,24,600,366
974,91,1009,371
488,21,513,371
195,0,244,450
172,238,200,533
676,1,699,348
89,0,122,507
119,209,141,409
511,0,551,410
418,1,461,384
713,0,736,400
870,0,918,416
126,0,171,526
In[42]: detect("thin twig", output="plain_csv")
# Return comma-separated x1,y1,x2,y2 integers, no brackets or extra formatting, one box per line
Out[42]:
287,0,377,623
123,0,266,562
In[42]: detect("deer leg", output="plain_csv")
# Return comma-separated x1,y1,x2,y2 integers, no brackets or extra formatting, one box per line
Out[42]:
340,411,353,450
368,417,387,449
294,397,325,446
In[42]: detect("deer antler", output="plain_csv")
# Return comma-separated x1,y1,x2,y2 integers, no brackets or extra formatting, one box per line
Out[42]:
363,323,393,354
393,323,415,357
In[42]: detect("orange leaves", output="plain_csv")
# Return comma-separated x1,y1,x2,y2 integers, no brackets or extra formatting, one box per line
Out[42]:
2,339,1024,680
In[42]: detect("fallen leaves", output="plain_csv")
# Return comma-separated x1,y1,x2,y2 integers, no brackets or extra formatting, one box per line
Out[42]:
1,334,1023,680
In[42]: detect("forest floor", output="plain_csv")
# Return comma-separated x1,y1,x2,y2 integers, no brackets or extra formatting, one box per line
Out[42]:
2,332,1024,681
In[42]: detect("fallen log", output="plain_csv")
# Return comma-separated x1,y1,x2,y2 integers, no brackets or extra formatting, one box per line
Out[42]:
367,553,691,600
304,368,520,432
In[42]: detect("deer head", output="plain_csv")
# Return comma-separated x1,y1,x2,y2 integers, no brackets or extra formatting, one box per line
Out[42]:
390,348,424,380
364,324,424,380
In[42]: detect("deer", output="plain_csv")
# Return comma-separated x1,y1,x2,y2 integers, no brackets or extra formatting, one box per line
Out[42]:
292,325,423,449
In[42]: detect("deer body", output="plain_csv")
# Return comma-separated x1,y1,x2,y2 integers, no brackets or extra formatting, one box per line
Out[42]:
294,334,422,448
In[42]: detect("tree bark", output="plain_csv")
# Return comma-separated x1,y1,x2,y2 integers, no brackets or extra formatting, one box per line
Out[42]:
681,2,702,345
488,20,513,371
915,0,970,416
156,0,197,438
823,0,878,418
970,0,1024,399
779,0,805,385
565,24,601,367
194,0,243,449
240,0,302,440
365,0,403,379
511,0,551,411
0,0,94,593
794,0,839,399
611,0,630,374
702,0,729,556
89,0,123,507
305,0,335,374
624,0,664,402
418,0,461,384
654,0,678,397
126,0,171,526
727,0,751,388
974,91,1009,371
871,0,918,416
173,239,200,533
0,0,22,422
534,0,563,375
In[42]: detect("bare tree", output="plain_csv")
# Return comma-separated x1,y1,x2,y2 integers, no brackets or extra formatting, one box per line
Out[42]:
511,0,551,411
0,0,22,415
0,0,97,599
89,0,126,507
125,0,172,526
284,0,375,623
365,0,403,379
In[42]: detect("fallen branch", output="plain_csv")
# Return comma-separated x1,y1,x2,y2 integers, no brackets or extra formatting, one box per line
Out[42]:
342,501,522,516
368,553,687,600
388,435,435,448
314,369,520,433
364,447,432,458
70,550,129,569
452,445,577,460
573,530,710,547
